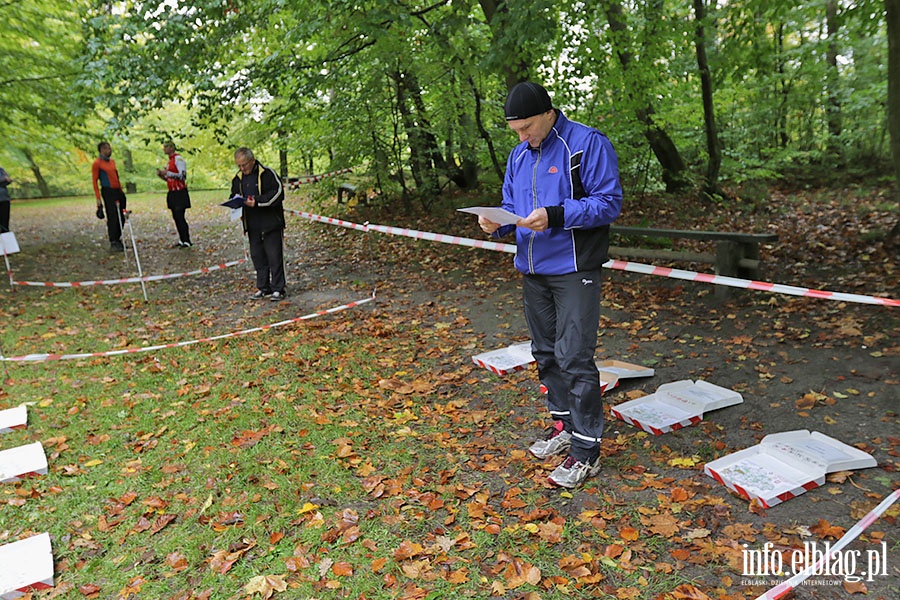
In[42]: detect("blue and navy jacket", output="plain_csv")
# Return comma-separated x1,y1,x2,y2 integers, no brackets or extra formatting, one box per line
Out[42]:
498,110,622,276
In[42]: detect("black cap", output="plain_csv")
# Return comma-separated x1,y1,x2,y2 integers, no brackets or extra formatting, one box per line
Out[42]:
504,82,553,121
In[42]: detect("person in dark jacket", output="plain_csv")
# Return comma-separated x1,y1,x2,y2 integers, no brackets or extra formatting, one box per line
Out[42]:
0,167,11,233
231,147,286,301
478,82,623,488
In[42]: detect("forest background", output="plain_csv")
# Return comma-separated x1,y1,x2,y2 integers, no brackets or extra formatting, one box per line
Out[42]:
2,0,899,222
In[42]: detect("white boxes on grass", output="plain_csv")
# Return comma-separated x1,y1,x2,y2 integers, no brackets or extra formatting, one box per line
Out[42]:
611,379,742,435
0,442,48,483
471,341,534,376
0,406,27,434
596,360,655,380
0,533,54,599
704,430,877,508
541,365,623,396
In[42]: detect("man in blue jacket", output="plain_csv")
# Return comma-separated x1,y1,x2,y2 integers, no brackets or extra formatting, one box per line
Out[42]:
479,82,623,488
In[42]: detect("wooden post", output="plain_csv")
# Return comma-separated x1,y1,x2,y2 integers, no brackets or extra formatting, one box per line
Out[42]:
715,241,742,299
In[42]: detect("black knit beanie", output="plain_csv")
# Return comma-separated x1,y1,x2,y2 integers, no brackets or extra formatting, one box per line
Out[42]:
504,82,553,121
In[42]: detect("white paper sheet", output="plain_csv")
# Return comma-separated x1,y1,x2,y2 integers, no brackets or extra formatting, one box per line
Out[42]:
457,206,520,226
0,231,19,254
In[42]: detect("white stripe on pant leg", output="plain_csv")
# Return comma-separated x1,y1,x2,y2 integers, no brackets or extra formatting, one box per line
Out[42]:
572,431,602,443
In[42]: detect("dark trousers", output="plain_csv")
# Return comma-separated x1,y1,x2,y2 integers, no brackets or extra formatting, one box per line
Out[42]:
248,227,285,293
0,201,8,233
523,269,604,463
167,189,191,244
100,187,127,243
170,207,191,244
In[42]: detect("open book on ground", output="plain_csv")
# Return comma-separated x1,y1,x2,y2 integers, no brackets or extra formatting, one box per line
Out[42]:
704,430,877,508
596,360,655,379
611,379,742,435
471,341,534,376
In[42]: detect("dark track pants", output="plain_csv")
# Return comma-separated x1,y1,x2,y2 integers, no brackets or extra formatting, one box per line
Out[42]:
100,187,127,243
167,189,191,244
523,269,604,462
0,201,9,233
248,227,285,294
170,207,191,244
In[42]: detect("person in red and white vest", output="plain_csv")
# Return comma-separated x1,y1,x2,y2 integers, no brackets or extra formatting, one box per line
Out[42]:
157,141,193,248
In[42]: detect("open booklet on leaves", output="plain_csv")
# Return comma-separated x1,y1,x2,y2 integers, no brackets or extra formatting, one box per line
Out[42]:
704,430,877,508
611,379,742,435
471,341,534,376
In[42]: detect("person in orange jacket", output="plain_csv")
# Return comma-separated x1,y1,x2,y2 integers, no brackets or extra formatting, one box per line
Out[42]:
91,141,128,251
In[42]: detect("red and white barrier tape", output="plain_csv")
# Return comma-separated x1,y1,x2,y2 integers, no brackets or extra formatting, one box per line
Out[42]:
603,260,900,307
289,210,898,307
284,209,369,232
366,223,518,254
10,259,246,288
285,168,353,189
753,488,900,599
0,291,375,363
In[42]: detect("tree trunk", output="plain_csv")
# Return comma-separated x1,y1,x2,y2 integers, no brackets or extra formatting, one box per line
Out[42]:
392,69,430,194
407,75,468,190
603,1,689,192
121,147,137,193
20,147,50,197
887,0,900,240
693,0,724,200
279,150,288,179
825,1,843,153
775,23,790,148
469,76,504,182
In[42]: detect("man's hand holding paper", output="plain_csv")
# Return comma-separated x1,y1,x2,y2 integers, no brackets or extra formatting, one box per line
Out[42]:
459,205,550,233
458,206,519,225
221,194,245,209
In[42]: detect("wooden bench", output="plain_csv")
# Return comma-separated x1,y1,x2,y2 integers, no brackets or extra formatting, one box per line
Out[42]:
608,226,778,296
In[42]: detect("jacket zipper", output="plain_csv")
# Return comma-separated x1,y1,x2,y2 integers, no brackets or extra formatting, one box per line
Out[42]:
527,147,540,274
